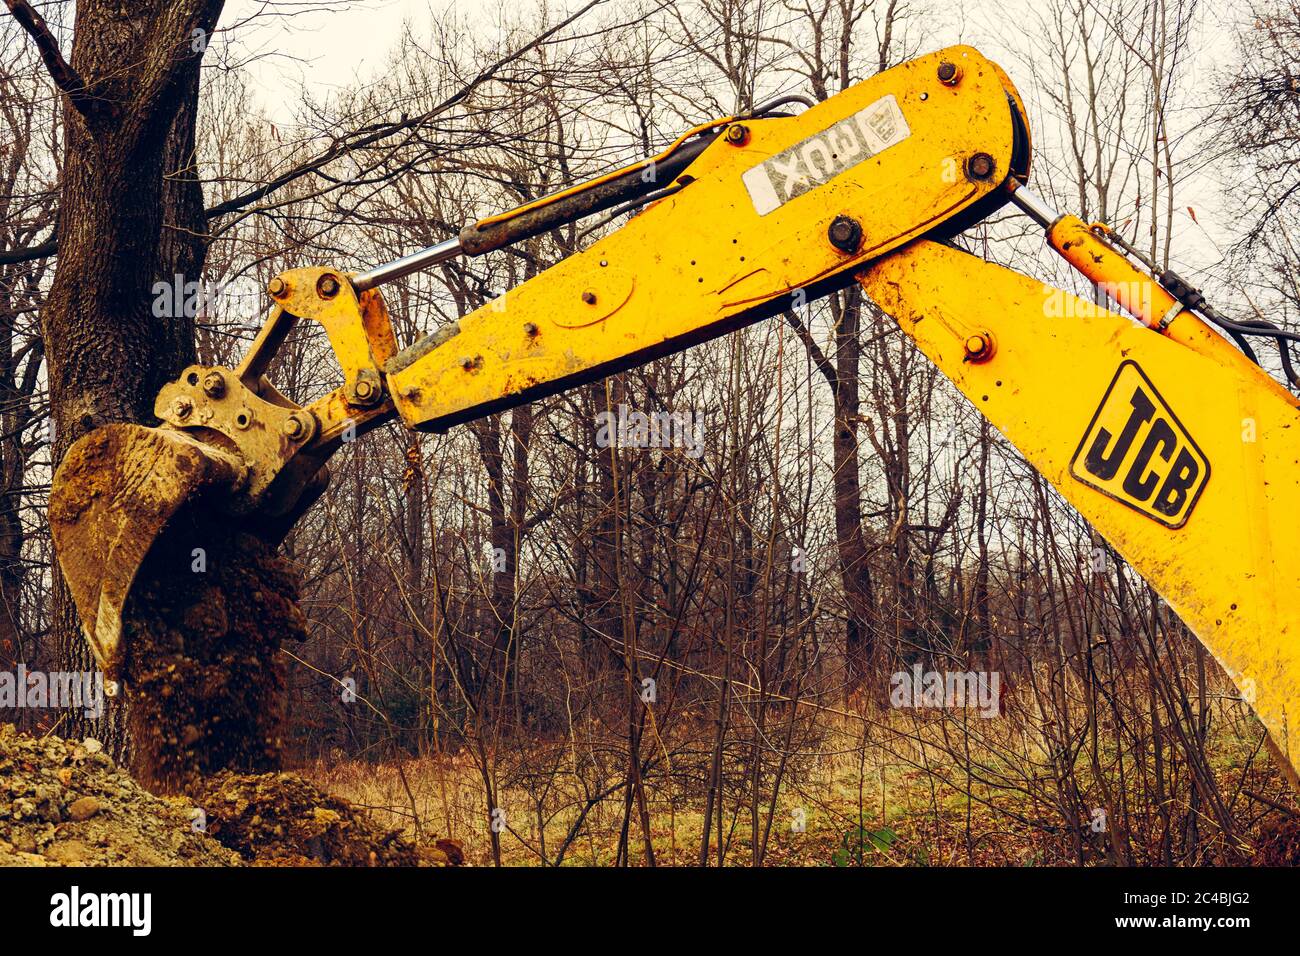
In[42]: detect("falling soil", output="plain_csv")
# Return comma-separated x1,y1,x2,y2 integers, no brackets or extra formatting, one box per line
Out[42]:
42,427,463,865
41,428,463,865
0,725,459,866
119,509,307,794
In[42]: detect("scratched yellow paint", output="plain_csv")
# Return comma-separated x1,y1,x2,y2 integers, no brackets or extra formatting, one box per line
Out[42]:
387,46,1023,431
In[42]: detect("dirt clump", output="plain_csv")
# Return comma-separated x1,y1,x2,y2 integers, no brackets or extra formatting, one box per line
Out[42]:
0,723,239,866
1252,814,1300,865
188,770,459,866
120,509,309,794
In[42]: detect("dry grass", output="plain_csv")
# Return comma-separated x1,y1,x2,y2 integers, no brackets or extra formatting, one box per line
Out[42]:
300,698,1300,866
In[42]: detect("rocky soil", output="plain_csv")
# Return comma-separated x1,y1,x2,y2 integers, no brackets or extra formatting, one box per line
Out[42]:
0,724,235,866
0,725,460,867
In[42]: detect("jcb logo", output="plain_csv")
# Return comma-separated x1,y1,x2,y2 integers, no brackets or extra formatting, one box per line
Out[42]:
1070,361,1209,528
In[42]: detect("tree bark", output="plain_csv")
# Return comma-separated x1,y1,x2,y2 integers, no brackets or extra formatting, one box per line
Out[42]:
829,288,876,687
7,0,224,747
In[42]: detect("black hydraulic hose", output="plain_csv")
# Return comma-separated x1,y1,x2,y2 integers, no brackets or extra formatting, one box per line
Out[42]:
1200,308,1300,389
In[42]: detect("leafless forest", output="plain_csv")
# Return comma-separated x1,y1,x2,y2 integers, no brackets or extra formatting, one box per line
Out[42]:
2,0,1299,866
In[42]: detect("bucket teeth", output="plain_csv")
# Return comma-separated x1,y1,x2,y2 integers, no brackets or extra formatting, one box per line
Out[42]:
49,424,247,679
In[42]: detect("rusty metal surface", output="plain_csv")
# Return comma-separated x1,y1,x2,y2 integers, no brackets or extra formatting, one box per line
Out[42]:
49,424,247,678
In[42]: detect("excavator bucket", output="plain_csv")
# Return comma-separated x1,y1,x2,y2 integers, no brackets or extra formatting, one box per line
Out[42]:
48,424,247,680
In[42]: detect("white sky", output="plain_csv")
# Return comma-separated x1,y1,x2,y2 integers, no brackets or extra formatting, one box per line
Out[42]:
222,0,438,122
214,0,1248,277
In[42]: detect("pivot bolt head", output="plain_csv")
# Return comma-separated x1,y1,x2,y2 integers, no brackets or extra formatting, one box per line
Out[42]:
581,290,598,305
172,397,193,419
937,61,962,86
964,332,995,363
828,216,863,254
268,276,286,298
725,124,749,146
967,152,996,181
317,274,341,299
348,369,382,406
202,370,226,398
524,322,539,336
283,412,313,441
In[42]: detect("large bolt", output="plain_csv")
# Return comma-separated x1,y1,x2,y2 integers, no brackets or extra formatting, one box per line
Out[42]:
967,152,996,181
283,412,312,441
172,397,193,420
581,290,598,305
202,370,226,398
937,61,962,86
348,369,382,406
964,332,995,363
317,274,341,299
268,276,286,298
828,216,863,254
725,124,749,146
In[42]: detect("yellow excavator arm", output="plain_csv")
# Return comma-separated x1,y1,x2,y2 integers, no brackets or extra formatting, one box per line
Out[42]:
49,45,1300,782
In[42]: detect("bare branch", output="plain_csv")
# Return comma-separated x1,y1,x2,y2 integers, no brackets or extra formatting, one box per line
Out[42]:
0,0,610,264
2,0,95,119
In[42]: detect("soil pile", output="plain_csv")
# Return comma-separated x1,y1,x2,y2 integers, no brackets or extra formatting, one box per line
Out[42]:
189,771,458,866
0,723,238,866
0,725,460,866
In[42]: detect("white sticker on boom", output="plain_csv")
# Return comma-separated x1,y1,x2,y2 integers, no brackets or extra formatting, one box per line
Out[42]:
742,94,910,216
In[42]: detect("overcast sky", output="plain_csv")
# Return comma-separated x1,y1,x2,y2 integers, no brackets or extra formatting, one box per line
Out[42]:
224,0,458,121
222,0,1242,118
216,0,1245,275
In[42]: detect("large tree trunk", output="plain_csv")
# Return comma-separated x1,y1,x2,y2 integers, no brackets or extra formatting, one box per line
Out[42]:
471,405,533,728
7,0,224,748
829,288,876,688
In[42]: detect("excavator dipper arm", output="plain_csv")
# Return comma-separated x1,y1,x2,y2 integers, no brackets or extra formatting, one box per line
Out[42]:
382,46,1028,432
